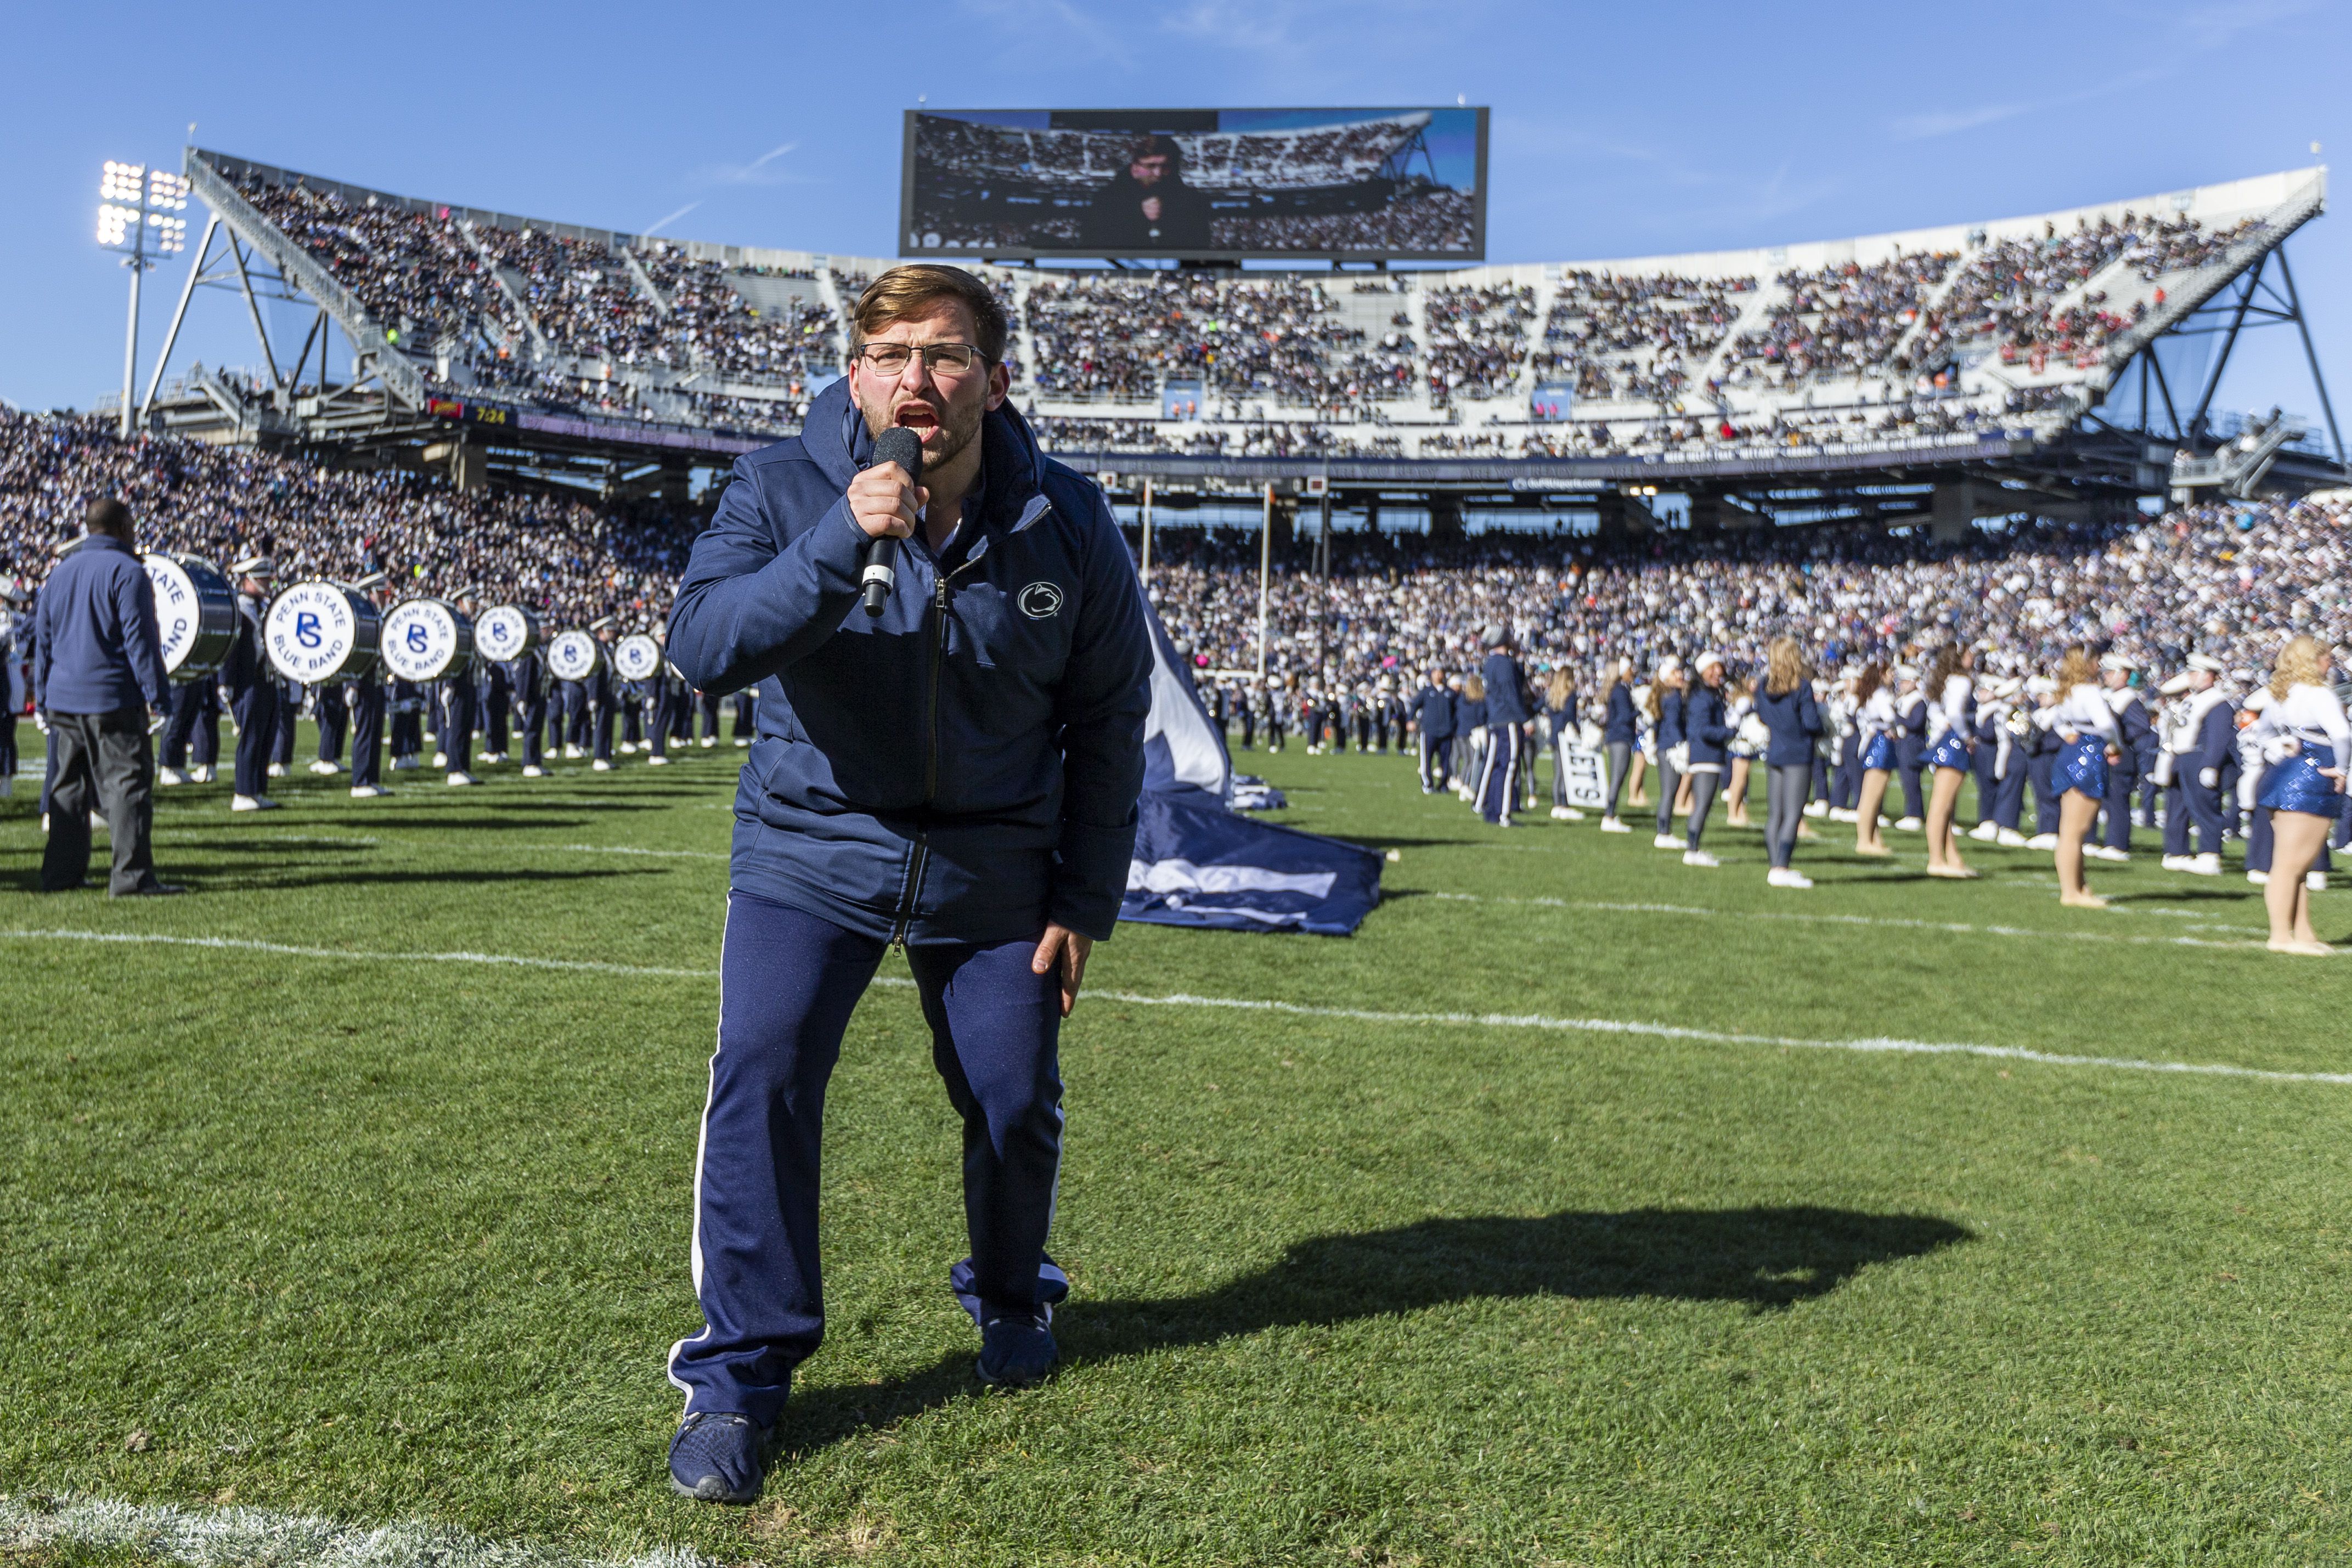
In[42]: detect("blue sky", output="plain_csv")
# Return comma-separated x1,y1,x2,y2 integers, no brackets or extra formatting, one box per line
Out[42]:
2,0,2345,430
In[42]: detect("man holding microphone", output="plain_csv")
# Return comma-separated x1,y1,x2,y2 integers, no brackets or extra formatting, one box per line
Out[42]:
661,264,1152,1504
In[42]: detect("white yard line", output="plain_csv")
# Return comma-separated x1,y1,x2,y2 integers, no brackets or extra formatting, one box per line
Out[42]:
0,1494,711,1568
1415,891,2270,945
2,928,2339,1088
0,929,717,978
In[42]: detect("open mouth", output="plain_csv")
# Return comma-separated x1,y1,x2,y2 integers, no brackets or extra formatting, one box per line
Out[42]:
893,402,941,437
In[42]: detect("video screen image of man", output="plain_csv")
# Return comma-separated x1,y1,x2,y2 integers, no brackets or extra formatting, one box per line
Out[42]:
1082,134,1211,252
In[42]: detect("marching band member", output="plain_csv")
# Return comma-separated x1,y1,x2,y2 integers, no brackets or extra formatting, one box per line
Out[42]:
1475,624,1529,827
1891,664,1927,832
223,555,280,813
0,577,22,797
2049,646,2121,909
1648,655,1687,849
1967,664,2004,842
1755,635,1821,888
441,651,481,787
1678,650,1733,866
2091,653,2150,862
1825,667,1860,821
2251,634,2348,954
1851,662,1895,855
1413,665,1452,792
309,676,348,776
506,627,549,779
588,615,620,771
2023,678,2063,848
1977,676,2031,846
346,572,393,798
2158,655,2231,873
1598,656,1636,832
1921,643,1977,878
1264,675,1288,752
267,670,300,780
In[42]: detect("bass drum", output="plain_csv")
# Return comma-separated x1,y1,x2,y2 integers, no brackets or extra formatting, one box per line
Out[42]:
477,603,543,664
263,581,381,685
379,597,475,683
546,629,603,683
612,633,663,683
142,552,237,682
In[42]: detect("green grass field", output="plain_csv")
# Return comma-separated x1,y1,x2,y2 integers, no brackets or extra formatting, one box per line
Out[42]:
4,734,2351,1567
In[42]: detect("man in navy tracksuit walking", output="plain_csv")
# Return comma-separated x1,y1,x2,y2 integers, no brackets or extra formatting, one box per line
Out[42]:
1413,667,1453,792
661,266,1152,1505
1476,625,1530,826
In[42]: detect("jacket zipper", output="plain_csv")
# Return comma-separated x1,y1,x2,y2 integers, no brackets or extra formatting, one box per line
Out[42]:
895,499,1051,946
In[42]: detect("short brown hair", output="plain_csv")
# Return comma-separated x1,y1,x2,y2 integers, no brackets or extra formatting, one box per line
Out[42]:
851,264,1008,364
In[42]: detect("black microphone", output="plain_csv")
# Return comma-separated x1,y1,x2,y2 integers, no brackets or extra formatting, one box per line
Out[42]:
863,427,923,618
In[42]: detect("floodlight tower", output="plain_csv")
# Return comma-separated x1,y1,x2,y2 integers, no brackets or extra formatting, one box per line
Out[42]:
97,161,189,437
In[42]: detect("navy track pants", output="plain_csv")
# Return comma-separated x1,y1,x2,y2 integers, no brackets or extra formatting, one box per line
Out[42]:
668,890,1067,1424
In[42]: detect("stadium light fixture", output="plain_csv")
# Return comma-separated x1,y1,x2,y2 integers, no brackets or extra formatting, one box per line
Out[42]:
96,159,189,437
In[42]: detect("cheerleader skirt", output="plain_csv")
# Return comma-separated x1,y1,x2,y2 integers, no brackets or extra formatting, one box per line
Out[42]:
2056,737,2108,799
1925,731,1971,771
1860,732,1894,771
2257,742,2340,816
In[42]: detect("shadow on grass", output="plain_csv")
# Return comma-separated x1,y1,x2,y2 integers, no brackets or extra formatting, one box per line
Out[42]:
778,1205,1970,1453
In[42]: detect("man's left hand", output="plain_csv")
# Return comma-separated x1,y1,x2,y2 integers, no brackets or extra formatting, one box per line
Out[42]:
1033,924,1093,1018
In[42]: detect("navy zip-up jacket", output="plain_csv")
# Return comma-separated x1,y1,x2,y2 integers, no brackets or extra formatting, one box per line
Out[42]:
1654,687,1686,751
666,381,1152,944
1752,681,1822,767
1413,684,1453,739
1683,682,1734,766
1457,693,1487,731
1603,682,1637,744
33,534,166,714
1480,652,1531,726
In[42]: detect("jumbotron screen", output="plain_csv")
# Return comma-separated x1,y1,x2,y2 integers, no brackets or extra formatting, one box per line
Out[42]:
899,106,1488,262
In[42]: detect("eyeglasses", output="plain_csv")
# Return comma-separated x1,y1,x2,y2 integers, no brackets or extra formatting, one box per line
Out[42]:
854,341,990,377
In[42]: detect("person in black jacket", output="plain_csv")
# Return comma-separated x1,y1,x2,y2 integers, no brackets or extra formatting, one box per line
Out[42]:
1413,667,1453,792
1475,624,1530,826
1678,651,1735,865
1082,134,1213,253
1754,635,1823,887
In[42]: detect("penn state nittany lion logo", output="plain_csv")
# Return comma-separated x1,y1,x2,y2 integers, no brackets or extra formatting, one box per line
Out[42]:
1017,581,1063,621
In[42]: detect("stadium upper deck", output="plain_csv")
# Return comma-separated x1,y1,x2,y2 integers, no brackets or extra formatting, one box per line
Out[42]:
156,149,2331,516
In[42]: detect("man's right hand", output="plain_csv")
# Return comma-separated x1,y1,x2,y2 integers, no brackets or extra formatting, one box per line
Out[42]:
846,463,926,543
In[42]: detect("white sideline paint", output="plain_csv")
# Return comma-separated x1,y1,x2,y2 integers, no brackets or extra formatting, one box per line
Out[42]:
0,929,716,979
4,928,2342,1087
1418,891,2269,946
0,1494,711,1568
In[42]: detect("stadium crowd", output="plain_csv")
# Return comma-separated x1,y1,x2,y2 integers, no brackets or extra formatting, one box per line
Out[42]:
1138,493,2352,697
5,405,2347,742
0,410,696,629
218,162,2262,461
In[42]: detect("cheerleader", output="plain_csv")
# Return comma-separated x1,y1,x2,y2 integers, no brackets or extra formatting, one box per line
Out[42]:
1678,652,1733,866
2048,646,2122,909
1649,657,1689,850
1546,667,1586,821
1755,635,1822,888
1921,643,1978,878
1599,658,1636,832
1723,674,1759,828
2250,635,2345,955
1627,674,1654,809
1851,663,1897,856
1454,672,1487,800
